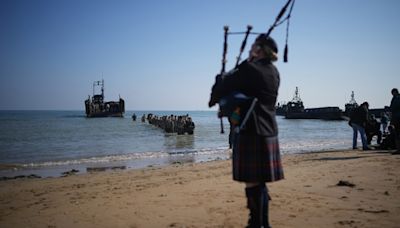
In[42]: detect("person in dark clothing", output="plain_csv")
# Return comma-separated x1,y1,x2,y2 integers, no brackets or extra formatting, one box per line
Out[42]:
380,125,397,150
390,88,400,153
349,102,370,150
365,114,382,145
380,112,389,134
209,34,284,228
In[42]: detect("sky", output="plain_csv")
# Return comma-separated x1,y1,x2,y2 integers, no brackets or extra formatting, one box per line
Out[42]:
0,0,399,111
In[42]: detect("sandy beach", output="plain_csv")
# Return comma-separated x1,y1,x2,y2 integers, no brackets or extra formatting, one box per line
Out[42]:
0,149,399,228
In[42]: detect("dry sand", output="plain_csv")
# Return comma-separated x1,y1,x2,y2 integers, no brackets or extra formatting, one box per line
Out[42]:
0,149,399,228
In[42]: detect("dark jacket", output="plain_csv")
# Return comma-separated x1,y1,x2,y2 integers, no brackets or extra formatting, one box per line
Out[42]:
350,105,368,127
209,58,280,137
390,94,400,120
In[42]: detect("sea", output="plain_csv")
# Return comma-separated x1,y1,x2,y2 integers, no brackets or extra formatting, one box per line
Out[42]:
0,110,355,177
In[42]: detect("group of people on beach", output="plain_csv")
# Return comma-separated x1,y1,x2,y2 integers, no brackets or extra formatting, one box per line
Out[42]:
142,113,195,135
348,88,400,153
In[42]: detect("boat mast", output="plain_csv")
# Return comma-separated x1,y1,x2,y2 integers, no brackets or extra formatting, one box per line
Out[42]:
292,86,302,103
348,91,357,104
101,79,104,98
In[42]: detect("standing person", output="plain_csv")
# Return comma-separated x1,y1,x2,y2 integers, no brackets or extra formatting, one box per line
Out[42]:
390,88,400,153
349,102,370,150
209,34,284,228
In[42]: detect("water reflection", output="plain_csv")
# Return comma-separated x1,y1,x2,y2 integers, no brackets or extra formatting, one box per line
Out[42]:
163,133,196,165
164,134,195,151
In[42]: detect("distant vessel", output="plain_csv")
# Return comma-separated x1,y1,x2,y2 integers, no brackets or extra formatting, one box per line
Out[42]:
84,80,125,117
344,91,358,117
285,87,344,120
343,91,389,118
275,102,287,116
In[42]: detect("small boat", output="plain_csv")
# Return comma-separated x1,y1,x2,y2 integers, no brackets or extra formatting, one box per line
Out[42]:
84,80,125,118
285,87,344,120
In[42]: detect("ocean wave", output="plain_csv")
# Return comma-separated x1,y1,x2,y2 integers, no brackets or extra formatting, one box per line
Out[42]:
21,148,230,168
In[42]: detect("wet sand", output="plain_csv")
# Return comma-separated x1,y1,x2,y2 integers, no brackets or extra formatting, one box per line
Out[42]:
0,149,399,227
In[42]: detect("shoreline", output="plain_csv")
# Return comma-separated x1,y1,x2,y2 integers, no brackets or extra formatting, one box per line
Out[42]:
0,148,232,178
1,149,399,227
0,147,360,179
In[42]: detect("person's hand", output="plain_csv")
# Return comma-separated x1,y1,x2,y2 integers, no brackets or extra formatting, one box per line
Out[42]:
208,74,224,107
208,97,217,107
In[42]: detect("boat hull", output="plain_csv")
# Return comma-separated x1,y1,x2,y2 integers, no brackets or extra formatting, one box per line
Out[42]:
285,107,344,120
85,99,125,118
85,112,123,118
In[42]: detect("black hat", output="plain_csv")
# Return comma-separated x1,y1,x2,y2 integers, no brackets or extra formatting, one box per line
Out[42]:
255,34,278,54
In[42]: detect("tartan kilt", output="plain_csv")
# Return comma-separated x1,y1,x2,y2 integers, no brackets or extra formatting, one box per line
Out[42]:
232,134,284,183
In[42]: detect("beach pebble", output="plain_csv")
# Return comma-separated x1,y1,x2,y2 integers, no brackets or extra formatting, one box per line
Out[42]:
336,180,355,187
61,169,79,176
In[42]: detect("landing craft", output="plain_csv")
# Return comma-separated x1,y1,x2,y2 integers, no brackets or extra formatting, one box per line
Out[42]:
84,80,125,117
342,91,389,118
284,87,344,120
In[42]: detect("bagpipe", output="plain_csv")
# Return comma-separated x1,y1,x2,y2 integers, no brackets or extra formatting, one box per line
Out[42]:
209,0,296,134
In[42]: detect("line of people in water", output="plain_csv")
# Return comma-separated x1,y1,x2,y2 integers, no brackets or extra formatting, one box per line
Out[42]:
349,88,400,153
135,113,195,135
